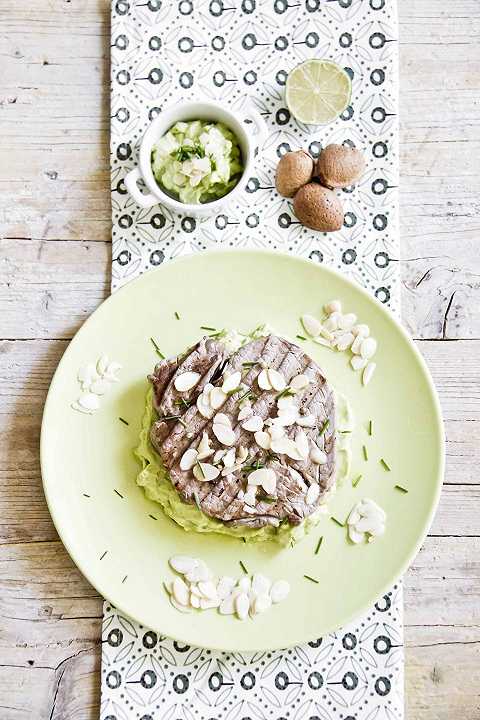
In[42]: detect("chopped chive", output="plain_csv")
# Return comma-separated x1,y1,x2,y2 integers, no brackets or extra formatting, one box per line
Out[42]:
150,337,165,359
239,560,248,574
196,461,205,479
237,389,255,404
113,489,124,498
304,574,319,584
395,484,408,493
99,550,108,561
242,361,259,368
83,493,91,498
226,386,242,396
200,325,216,331
380,458,391,471
368,419,373,436
122,575,128,584
296,334,307,341
330,516,345,528
118,417,129,426
352,474,363,488
340,430,352,434
174,311,180,320
276,388,295,400
161,414,182,422
319,419,330,437
209,329,226,339
314,536,323,555
242,537,246,543
148,514,157,520
362,445,368,461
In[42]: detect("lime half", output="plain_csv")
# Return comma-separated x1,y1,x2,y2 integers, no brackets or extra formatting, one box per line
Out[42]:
286,59,352,125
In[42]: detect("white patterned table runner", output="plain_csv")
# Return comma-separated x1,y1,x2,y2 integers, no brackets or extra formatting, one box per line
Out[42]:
103,1,403,717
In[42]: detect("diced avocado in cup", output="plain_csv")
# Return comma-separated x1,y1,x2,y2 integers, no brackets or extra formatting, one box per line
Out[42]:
151,120,244,204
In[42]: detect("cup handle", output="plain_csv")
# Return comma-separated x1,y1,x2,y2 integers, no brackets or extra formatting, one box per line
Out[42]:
124,167,159,209
243,110,268,154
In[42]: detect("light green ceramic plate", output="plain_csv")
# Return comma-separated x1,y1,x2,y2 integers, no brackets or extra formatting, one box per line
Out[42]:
41,250,444,651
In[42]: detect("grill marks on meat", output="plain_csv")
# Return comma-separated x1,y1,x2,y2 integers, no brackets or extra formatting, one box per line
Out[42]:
149,334,336,528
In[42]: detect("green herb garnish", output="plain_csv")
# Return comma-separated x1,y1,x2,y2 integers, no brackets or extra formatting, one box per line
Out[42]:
242,361,259,368
395,484,408,493
296,334,307,341
276,388,296,400
362,445,368,461
118,417,129,426
174,397,192,409
380,458,391,471
150,337,165,359
237,389,256,405
244,460,265,473
239,560,248,574
175,141,205,162
319,419,330,437
340,430,352,434
226,386,242,396
200,325,216,331
304,574,319,584
195,461,205,479
331,516,345,528
314,536,323,555
352,474,363,488
174,311,180,320
368,419,373,436
208,329,227,339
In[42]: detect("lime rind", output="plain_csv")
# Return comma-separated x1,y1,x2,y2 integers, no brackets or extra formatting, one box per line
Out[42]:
286,59,352,125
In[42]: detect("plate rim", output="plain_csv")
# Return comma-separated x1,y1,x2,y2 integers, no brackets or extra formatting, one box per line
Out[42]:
40,248,445,650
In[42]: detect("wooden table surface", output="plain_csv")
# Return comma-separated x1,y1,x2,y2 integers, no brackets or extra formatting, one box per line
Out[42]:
1,1,479,717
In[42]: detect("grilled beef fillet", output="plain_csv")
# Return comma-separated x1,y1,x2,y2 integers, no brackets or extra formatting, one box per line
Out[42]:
149,334,336,528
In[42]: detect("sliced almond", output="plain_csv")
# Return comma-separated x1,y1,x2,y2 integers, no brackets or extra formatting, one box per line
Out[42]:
200,597,221,610
217,576,236,599
222,370,241,393
172,577,190,606
197,580,218,599
310,446,327,464
197,432,214,460
180,448,199,471
90,379,112,396
222,447,236,468
306,483,320,505
324,299,342,314
191,594,201,609
235,592,250,620
269,424,285,440
252,593,272,615
174,371,201,392
238,405,253,421
360,337,377,360
301,313,321,338
270,436,294,455
267,368,286,392
336,332,355,351
270,579,290,603
210,386,227,409
212,423,236,446
169,555,199,574
277,395,296,410
77,393,100,411
252,573,271,596
324,311,341,331
219,596,236,615
197,393,214,419
295,430,310,459
170,596,193,613
258,369,272,391
248,468,276,490
193,462,220,482
78,362,99,388
242,415,263,432
350,334,364,354
214,412,231,427
352,323,370,338
362,362,376,386
290,374,310,391
274,409,298,427
213,448,226,464
243,486,257,506
261,473,276,495
351,355,368,371
296,414,316,428
237,445,249,464
338,312,357,330
254,431,271,450
96,354,109,375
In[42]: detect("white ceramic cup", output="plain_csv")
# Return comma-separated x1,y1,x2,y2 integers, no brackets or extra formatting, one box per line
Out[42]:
124,100,268,215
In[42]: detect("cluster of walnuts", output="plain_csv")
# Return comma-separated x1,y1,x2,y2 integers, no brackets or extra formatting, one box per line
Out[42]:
275,144,365,232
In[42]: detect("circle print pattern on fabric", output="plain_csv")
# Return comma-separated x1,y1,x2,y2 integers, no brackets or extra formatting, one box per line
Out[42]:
110,0,399,311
